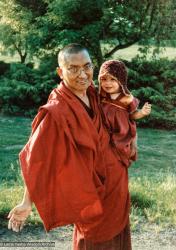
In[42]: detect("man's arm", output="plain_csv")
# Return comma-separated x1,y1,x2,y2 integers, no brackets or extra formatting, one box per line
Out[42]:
7,185,32,232
22,185,33,206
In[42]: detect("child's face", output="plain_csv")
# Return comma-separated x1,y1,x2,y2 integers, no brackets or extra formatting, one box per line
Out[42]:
100,74,121,94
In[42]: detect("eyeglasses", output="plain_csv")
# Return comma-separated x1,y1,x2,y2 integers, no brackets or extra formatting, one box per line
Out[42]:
67,63,94,75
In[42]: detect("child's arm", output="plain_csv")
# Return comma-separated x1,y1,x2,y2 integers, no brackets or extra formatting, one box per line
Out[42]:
130,102,152,120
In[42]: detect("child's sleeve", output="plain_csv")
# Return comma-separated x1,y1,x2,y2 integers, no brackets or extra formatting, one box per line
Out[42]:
128,97,140,113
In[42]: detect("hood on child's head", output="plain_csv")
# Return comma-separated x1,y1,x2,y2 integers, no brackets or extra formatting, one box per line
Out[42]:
98,60,130,97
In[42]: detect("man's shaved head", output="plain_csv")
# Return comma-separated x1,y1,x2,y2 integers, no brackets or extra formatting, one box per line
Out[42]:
58,43,89,67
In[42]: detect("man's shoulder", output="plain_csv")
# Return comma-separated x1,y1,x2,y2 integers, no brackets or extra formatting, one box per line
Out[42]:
43,87,67,110
88,83,98,100
40,101,66,122
47,87,63,103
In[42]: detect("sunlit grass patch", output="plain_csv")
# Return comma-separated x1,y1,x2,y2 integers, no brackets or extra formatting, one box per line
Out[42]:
115,45,176,60
130,175,176,231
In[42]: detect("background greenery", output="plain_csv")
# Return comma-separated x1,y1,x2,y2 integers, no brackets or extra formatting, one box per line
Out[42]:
0,56,175,129
0,0,176,129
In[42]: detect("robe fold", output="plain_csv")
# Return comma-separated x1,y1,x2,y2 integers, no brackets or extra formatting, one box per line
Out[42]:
73,219,132,250
19,82,130,243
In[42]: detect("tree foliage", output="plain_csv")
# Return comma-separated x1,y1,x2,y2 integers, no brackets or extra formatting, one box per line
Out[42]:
0,0,36,63
0,0,175,66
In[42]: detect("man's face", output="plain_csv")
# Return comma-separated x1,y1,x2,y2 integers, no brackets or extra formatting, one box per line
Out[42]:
58,50,93,92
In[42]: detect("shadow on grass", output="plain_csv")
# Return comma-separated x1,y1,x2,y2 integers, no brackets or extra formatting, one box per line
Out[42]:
131,191,156,211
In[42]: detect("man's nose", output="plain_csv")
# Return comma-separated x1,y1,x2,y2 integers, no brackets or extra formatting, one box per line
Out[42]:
79,69,87,78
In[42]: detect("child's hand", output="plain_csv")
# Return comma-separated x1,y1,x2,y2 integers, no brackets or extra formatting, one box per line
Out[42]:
141,102,152,116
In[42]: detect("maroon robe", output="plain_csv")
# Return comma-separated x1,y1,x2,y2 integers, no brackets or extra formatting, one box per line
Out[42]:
19,82,131,246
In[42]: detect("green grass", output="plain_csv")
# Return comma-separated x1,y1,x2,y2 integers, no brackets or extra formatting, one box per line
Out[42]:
101,43,176,61
113,44,176,61
1,45,176,64
0,115,42,225
130,128,176,177
0,116,31,185
130,175,176,231
0,116,176,230
129,128,176,231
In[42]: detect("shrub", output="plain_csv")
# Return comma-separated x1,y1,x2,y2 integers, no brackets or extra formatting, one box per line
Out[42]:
0,61,10,75
0,63,57,116
0,58,175,129
126,57,176,130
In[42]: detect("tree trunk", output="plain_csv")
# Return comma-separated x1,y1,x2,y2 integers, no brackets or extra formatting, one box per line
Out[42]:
104,38,141,58
93,42,103,78
20,52,27,64
95,41,103,68
13,42,27,64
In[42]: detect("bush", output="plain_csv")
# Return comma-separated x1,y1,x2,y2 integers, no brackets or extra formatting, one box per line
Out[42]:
0,61,10,75
0,63,57,116
0,58,175,129
126,57,176,130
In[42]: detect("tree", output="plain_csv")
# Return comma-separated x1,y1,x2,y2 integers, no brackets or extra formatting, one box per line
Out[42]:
34,0,176,67
0,0,37,63
0,0,175,66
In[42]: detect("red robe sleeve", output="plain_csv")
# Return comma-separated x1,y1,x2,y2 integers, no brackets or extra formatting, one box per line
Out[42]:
19,109,103,232
128,97,140,113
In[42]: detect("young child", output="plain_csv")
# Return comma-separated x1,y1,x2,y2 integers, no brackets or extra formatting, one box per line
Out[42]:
98,60,151,167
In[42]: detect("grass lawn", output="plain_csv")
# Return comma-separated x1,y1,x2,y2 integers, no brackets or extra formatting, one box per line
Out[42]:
129,128,176,231
112,44,176,61
0,115,176,231
1,44,176,65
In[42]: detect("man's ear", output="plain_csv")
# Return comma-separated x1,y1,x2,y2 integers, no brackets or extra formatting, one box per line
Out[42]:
56,67,63,79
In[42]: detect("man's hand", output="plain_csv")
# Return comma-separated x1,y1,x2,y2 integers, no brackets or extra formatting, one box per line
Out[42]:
7,203,32,232
130,138,137,158
141,102,152,116
130,145,136,158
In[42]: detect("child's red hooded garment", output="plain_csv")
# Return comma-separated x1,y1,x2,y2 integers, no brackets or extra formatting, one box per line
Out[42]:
101,95,139,167
19,82,130,243
99,60,139,167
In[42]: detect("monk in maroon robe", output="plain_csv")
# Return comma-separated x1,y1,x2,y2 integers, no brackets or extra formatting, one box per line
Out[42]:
7,44,132,250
